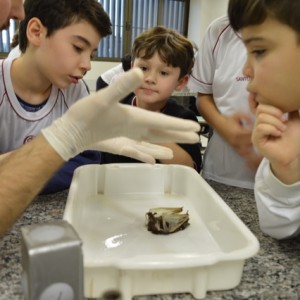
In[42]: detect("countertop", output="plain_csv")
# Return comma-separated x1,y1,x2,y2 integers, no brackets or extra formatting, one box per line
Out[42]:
0,180,299,300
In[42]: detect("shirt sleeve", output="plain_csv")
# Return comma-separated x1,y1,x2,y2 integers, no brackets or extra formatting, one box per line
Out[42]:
187,26,215,94
255,158,300,239
187,16,229,93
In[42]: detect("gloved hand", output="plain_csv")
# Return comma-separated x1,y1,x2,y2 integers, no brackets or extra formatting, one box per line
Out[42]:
90,137,173,164
42,68,200,161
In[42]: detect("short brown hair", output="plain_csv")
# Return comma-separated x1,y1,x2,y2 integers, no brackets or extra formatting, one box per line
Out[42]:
132,26,194,79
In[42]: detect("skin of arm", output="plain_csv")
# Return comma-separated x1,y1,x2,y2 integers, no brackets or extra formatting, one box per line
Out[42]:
252,104,300,184
156,142,194,168
197,93,262,170
0,152,12,162
0,135,64,236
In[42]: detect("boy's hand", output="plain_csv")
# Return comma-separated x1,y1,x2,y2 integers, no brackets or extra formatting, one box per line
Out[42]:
252,104,300,183
42,68,200,161
90,137,173,164
218,111,261,169
221,112,253,156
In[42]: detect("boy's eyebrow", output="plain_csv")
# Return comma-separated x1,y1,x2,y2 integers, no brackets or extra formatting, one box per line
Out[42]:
243,37,265,45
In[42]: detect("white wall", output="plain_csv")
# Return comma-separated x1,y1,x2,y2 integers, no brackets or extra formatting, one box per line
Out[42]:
85,0,229,92
84,61,117,92
188,0,228,49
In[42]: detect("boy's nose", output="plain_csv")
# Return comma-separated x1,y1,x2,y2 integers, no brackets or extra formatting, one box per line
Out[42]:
11,1,25,21
145,71,156,83
80,58,92,73
242,58,253,79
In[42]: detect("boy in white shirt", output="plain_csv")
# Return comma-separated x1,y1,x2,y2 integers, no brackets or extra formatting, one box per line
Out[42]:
0,0,113,193
228,0,300,239
188,16,262,189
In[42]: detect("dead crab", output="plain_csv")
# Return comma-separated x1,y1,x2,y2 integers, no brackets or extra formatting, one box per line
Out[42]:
145,207,189,234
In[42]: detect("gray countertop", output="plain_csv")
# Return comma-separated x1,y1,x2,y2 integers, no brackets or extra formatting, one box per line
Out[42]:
0,180,299,300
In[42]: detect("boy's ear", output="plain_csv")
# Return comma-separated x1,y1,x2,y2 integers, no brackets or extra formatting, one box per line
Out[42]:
26,17,47,47
175,74,189,91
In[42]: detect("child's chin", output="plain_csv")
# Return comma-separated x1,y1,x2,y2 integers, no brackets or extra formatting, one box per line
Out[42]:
57,82,70,89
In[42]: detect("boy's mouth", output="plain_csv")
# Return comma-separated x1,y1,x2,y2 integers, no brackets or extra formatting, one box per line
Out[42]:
248,92,259,113
69,75,82,84
142,87,157,94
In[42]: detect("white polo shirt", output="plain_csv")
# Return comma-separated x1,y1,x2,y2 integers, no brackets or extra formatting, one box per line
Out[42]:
0,57,88,153
188,16,256,189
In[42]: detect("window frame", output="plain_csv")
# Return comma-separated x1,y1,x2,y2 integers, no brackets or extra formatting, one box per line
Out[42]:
0,0,190,62
96,0,190,61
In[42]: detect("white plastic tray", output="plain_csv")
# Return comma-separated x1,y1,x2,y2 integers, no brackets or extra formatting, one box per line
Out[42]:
63,164,259,299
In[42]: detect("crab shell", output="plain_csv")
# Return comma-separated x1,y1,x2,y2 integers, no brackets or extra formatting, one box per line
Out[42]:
145,207,190,234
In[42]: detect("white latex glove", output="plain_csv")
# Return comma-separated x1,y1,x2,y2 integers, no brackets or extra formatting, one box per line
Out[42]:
91,137,173,164
42,68,200,161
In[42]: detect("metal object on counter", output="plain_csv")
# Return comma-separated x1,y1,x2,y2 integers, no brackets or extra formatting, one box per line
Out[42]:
20,220,84,300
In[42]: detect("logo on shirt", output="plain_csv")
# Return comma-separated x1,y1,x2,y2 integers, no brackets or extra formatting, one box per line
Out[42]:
236,76,251,82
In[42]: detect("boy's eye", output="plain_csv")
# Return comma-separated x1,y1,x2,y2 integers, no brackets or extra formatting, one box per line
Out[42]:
251,48,266,58
161,71,169,76
140,66,148,72
73,45,83,53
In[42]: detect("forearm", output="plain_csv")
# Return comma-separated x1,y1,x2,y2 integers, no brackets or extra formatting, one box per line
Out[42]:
0,151,13,162
157,143,194,168
270,160,300,185
0,135,64,236
197,94,227,134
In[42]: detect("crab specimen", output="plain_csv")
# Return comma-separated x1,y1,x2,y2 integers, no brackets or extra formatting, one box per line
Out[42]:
145,207,189,234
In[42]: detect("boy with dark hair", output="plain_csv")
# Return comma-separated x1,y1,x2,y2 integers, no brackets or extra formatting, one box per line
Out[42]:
0,0,111,194
228,0,300,239
18,0,111,53
101,26,202,172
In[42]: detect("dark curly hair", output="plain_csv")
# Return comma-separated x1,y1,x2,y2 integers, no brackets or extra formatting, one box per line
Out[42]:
132,26,194,79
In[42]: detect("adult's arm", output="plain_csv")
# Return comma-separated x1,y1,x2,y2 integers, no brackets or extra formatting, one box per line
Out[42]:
0,135,64,236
